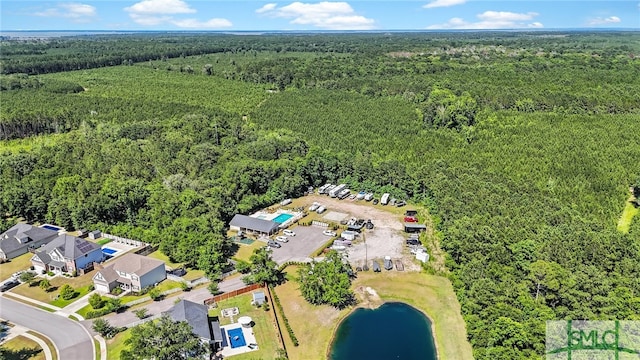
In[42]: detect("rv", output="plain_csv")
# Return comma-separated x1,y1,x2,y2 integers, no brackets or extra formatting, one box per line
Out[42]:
364,192,374,201
380,193,390,205
329,184,346,198
316,206,326,214
318,183,331,194
338,188,350,199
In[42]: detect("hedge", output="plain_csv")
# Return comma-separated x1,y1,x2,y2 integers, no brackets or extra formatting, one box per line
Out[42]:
270,285,299,346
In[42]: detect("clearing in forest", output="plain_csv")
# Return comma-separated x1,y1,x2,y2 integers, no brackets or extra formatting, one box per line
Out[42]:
617,196,639,234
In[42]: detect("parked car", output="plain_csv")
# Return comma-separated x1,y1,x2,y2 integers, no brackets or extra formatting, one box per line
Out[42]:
356,191,366,200
323,230,337,237
396,200,407,207
275,236,289,243
390,198,397,206
364,192,374,201
267,240,282,248
406,239,420,246
1,280,20,292
372,199,379,205
11,271,24,279
384,256,393,270
283,229,296,236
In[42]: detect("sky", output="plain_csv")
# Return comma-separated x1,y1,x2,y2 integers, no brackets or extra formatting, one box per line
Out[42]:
1,0,639,31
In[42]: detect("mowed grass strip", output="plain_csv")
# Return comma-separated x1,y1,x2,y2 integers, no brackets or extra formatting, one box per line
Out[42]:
617,197,639,234
273,268,473,360
1,335,45,360
26,331,58,360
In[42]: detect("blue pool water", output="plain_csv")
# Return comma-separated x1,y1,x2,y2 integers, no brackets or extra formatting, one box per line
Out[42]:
42,225,61,231
102,248,117,255
227,328,246,348
272,213,293,224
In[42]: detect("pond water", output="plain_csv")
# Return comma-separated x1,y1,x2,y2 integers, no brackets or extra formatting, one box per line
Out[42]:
329,302,437,360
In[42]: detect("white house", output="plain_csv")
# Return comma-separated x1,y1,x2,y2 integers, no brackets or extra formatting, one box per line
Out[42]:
93,253,166,293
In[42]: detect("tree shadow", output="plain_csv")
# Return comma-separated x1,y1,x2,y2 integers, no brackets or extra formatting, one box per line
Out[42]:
46,286,58,293
0,346,42,360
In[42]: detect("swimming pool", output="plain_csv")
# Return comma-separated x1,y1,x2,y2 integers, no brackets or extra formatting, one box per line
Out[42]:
227,328,246,348
102,248,117,255
272,213,293,224
41,225,61,231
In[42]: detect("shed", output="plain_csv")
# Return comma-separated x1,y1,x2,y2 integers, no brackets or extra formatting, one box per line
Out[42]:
88,230,102,240
416,249,430,263
252,290,266,306
404,223,427,233
230,215,280,236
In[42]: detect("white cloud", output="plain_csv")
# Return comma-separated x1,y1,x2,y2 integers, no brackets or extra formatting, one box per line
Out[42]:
256,3,277,14
587,16,621,25
423,0,466,9
171,18,232,28
34,2,96,22
124,0,231,28
256,1,375,30
427,10,542,29
124,0,195,15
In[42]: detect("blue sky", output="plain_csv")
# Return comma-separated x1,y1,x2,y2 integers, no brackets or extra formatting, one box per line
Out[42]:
1,1,639,31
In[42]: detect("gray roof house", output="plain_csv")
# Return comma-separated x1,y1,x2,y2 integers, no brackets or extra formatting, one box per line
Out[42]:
165,299,224,352
93,253,166,293
0,224,59,260
229,214,280,236
31,234,103,275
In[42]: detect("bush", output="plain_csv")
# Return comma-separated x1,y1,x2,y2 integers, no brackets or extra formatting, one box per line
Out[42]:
262,302,270,311
59,284,77,300
148,288,162,301
179,281,191,291
89,293,105,309
235,260,251,274
111,287,123,295
133,308,149,319
19,272,35,282
207,282,219,295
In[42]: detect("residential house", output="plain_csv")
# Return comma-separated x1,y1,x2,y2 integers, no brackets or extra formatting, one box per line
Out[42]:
229,214,280,236
31,234,103,274
165,299,224,353
92,253,166,293
0,224,59,260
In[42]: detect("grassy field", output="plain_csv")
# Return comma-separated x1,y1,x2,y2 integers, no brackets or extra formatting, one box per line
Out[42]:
11,271,95,306
273,267,473,360
617,196,639,234
0,252,34,279
0,335,45,360
207,293,281,360
232,241,265,263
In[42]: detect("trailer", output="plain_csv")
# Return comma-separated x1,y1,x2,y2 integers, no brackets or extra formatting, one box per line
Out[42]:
316,206,326,214
384,256,393,270
364,192,374,201
380,193,390,205
329,184,346,198
372,260,381,272
318,183,331,194
338,188,350,199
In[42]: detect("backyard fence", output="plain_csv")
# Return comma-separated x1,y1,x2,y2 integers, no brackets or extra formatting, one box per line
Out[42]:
102,233,147,247
203,283,263,305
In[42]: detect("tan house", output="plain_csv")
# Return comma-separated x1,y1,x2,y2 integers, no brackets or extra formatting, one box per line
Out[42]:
92,253,166,293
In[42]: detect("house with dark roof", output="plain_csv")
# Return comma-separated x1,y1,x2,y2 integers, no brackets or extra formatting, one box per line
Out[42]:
229,214,280,236
0,224,59,260
165,299,224,352
31,234,103,274
92,253,166,293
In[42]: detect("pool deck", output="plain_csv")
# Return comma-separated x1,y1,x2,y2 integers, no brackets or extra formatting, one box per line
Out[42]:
219,324,259,357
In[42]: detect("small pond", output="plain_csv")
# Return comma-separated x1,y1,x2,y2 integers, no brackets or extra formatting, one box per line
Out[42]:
329,302,437,359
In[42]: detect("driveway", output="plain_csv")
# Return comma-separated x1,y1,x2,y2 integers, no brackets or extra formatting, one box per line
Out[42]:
269,225,330,264
0,296,95,360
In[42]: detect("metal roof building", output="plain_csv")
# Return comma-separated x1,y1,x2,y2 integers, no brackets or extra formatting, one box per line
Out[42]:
229,214,280,236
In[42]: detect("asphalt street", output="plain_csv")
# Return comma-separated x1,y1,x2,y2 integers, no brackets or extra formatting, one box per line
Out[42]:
0,296,94,360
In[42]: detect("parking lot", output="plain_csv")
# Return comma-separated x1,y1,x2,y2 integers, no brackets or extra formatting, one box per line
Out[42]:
268,225,330,264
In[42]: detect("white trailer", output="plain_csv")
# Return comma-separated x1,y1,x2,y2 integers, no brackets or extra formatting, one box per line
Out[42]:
329,184,346,198
381,193,390,205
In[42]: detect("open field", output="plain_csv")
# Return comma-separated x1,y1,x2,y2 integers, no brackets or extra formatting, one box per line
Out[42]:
617,196,639,234
0,252,34,280
0,335,45,360
273,265,471,360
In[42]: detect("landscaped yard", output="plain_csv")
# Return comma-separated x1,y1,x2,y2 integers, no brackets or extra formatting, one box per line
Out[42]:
0,335,45,360
11,270,96,306
119,279,182,304
0,252,34,279
273,266,473,360
208,293,281,359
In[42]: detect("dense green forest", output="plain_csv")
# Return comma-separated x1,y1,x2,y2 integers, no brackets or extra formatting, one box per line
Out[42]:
1,32,640,359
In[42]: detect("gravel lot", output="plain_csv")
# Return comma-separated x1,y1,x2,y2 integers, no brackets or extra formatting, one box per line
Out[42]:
295,195,421,271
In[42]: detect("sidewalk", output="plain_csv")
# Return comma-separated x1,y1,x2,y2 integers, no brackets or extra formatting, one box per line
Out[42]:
2,324,55,360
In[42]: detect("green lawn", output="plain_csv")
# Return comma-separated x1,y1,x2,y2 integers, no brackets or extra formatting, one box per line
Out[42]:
232,241,265,263
208,293,281,359
11,271,95,306
0,252,34,279
106,328,132,359
119,280,181,304
617,197,639,234
0,335,45,360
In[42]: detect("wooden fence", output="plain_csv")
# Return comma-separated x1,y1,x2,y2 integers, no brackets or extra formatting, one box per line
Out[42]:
203,283,263,305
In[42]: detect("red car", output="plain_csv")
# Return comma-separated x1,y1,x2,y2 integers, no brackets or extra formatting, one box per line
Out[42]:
404,216,418,223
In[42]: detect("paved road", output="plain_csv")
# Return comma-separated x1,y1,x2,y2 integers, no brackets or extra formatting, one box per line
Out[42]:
0,297,94,360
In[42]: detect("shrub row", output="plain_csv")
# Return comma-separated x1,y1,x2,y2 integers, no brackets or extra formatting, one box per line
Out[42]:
270,285,299,347
277,261,306,272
